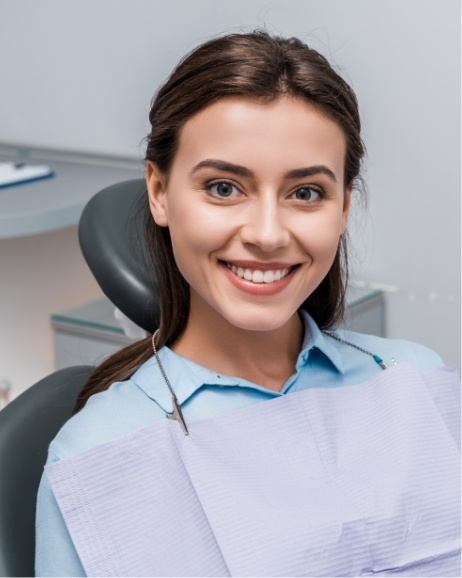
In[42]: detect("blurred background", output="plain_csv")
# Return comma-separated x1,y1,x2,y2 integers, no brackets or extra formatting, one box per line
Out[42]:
0,0,460,399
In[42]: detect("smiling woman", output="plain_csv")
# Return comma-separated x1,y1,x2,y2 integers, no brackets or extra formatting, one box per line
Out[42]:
146,97,349,364
35,31,460,577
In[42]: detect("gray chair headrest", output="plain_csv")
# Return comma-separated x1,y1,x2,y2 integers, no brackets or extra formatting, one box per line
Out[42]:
78,179,160,333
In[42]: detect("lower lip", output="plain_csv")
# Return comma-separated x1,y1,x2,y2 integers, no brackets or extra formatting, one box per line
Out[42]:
222,263,297,296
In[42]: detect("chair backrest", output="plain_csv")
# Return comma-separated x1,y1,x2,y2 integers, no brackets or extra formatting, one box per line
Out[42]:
0,365,93,577
0,179,152,575
78,178,160,333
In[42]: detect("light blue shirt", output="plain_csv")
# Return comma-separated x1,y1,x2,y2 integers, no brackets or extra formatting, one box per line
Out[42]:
35,311,444,576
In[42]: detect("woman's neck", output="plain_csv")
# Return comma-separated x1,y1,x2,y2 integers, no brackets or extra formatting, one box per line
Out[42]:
171,304,304,392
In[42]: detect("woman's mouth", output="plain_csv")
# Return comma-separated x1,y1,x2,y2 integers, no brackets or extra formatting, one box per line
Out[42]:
220,260,299,296
226,263,293,284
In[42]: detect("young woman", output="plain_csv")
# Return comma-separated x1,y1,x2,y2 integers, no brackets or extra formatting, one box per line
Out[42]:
36,32,460,577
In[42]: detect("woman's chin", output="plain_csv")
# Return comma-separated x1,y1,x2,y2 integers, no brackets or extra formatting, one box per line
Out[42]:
218,309,299,334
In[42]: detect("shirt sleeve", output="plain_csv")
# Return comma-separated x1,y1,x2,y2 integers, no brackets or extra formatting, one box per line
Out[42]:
35,452,86,577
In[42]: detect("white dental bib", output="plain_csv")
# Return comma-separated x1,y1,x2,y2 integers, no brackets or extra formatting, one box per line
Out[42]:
46,363,461,577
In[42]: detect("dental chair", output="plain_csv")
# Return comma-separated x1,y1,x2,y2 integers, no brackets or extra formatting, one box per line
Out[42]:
78,178,159,332
0,178,155,577
0,366,93,577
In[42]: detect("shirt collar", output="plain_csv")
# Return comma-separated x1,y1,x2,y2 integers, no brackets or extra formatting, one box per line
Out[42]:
297,309,345,375
130,346,243,413
131,309,344,411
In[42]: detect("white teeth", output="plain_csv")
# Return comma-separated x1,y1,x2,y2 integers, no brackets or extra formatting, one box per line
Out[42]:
252,270,264,283
263,270,274,283
227,263,291,284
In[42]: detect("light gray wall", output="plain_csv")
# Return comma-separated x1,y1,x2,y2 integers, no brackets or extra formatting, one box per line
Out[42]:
1,0,460,392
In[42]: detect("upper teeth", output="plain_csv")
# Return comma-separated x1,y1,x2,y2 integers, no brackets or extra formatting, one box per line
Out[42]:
227,264,291,284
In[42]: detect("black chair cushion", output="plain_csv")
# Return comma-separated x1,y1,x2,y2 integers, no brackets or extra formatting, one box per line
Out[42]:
78,179,160,334
0,365,93,577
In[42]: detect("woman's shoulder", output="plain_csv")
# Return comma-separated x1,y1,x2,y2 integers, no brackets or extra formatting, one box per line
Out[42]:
48,370,165,462
333,328,445,372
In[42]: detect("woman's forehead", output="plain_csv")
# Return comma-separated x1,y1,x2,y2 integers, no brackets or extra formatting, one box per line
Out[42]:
174,96,347,180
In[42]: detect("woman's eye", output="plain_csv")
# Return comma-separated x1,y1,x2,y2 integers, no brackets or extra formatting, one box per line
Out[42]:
292,186,322,201
209,181,239,198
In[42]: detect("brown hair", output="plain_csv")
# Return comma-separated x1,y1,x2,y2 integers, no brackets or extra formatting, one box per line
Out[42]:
75,30,365,412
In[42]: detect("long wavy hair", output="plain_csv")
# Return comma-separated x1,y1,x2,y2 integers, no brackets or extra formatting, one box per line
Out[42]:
75,31,365,411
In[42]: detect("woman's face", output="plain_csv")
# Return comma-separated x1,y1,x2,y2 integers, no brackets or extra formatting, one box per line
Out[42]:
147,96,350,333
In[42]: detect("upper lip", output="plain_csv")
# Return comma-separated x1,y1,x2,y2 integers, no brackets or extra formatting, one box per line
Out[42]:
221,259,298,270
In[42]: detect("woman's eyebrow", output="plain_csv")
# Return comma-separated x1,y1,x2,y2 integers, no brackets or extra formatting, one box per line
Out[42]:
190,159,337,183
190,159,253,177
284,166,337,183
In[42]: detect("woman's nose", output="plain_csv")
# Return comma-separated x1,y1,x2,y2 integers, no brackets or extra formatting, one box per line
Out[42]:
239,197,291,252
